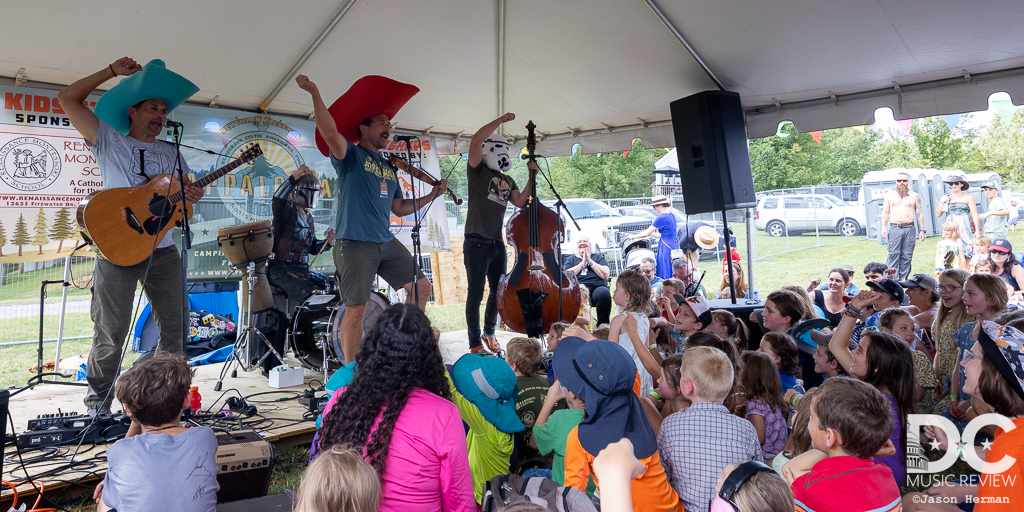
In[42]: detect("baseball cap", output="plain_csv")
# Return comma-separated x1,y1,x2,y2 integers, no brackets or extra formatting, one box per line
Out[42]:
866,278,905,303
838,263,854,274
991,239,1013,254
682,295,713,328
981,180,1000,190
899,273,938,292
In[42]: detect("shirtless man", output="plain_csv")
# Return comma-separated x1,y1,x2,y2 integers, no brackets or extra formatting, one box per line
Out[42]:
880,172,926,281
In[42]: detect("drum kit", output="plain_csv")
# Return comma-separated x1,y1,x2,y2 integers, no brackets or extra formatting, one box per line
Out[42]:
212,221,391,387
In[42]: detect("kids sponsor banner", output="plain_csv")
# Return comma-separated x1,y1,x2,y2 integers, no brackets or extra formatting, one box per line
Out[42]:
0,84,451,273
0,84,103,261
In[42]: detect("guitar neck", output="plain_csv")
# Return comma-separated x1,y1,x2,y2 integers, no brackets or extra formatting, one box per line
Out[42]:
164,152,255,204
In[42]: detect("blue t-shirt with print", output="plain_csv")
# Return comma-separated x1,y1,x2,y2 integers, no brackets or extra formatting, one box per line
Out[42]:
330,141,403,243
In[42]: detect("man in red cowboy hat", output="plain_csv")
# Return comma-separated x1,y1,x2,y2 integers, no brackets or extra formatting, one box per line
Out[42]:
58,57,204,415
296,74,447,364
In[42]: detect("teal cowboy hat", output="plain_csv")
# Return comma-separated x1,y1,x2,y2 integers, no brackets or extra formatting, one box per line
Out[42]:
93,59,199,135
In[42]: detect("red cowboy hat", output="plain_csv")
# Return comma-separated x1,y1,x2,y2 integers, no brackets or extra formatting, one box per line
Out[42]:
314,75,419,156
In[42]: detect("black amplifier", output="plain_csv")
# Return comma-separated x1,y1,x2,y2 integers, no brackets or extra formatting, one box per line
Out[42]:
215,429,275,504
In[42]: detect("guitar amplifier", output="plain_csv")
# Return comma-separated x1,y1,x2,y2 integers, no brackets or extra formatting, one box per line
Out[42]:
215,429,275,504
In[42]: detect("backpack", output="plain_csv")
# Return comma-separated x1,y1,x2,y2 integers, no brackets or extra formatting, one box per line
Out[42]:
481,474,597,512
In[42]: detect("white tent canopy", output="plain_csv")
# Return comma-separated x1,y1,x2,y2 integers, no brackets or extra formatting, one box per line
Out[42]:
3,0,1023,155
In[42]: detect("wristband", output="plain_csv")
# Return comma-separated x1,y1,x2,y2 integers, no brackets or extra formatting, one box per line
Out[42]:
844,304,862,318
109,64,116,76
791,394,800,407
650,390,661,401
950,394,959,401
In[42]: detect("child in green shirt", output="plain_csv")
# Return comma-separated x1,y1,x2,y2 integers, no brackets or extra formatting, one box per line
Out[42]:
450,354,525,503
532,377,596,496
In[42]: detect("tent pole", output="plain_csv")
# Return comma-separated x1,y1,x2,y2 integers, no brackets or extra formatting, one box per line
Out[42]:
53,253,73,381
642,0,725,91
259,0,360,111
497,0,506,132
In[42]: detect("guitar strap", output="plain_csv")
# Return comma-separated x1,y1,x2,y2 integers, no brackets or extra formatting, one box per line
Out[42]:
137,148,146,178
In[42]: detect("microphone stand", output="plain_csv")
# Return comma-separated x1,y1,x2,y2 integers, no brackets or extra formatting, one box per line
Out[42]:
399,137,424,307
534,163,581,321
171,124,192,345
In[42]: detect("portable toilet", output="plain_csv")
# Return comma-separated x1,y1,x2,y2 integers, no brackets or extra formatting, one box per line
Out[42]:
860,168,940,242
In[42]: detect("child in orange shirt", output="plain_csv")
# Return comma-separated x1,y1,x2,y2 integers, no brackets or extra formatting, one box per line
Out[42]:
554,337,681,512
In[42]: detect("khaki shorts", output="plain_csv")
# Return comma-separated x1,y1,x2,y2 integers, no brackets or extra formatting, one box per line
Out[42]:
334,238,423,305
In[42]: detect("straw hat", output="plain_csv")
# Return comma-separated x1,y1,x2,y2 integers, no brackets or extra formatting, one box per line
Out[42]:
694,225,719,250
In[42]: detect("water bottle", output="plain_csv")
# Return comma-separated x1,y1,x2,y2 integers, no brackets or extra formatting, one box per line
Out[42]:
189,386,202,414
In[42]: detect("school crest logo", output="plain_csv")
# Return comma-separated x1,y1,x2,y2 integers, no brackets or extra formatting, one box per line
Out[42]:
0,137,61,191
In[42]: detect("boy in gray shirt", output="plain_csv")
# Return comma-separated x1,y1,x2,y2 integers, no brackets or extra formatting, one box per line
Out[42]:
94,355,218,512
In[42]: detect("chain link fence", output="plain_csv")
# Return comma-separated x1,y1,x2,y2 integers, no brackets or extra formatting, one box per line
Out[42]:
4,189,872,345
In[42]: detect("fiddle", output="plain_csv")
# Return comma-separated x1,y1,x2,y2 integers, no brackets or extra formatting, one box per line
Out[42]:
388,155,462,205
496,121,581,337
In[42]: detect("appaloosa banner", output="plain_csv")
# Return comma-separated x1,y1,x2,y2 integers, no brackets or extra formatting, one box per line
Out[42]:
0,83,451,276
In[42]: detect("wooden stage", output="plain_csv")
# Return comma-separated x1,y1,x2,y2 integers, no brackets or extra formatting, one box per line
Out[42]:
2,329,518,506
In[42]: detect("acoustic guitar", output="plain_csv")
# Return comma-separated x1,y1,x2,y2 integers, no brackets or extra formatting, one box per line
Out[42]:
77,144,263,266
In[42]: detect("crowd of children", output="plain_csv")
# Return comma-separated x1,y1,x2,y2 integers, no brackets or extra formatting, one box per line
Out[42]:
95,242,1024,512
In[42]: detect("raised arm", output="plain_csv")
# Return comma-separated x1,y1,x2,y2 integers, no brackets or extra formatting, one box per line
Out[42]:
57,57,142,145
295,75,347,161
468,112,515,168
829,290,879,372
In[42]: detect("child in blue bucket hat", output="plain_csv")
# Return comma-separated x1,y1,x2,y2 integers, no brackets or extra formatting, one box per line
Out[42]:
554,337,681,511
450,353,524,504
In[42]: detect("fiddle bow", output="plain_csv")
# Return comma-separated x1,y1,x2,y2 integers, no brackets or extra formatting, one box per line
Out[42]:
388,155,462,205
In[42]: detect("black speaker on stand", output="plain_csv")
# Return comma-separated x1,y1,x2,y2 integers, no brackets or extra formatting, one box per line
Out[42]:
670,90,757,215
670,90,757,304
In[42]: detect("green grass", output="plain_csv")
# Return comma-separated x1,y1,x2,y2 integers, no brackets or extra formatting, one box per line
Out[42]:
723,224,1024,295
0,260,94,303
0,338,140,389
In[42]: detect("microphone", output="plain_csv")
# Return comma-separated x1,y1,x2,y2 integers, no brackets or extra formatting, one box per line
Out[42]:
164,120,183,128
521,153,546,159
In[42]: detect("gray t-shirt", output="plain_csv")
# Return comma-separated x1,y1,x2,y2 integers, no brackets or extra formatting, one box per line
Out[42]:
330,141,403,243
984,196,1009,239
465,162,518,241
101,426,219,512
88,121,192,248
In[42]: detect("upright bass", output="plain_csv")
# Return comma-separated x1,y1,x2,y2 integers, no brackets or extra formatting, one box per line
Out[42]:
497,121,581,337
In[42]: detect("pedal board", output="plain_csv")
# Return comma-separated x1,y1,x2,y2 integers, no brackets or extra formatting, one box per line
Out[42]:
17,411,131,449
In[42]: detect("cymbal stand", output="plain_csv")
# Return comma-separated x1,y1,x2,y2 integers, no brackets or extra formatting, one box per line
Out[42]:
215,257,285,391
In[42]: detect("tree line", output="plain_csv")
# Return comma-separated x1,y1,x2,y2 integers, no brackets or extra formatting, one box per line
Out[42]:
437,110,1023,200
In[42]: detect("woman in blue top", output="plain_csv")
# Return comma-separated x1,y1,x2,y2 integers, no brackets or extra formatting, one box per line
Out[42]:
626,195,677,280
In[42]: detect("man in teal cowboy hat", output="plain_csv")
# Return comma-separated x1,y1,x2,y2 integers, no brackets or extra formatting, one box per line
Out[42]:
59,57,204,415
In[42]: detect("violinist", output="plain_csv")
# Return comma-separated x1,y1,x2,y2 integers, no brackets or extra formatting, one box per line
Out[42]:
464,113,532,354
296,74,447,364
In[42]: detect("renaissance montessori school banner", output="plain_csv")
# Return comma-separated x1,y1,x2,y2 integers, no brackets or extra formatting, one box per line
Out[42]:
0,83,451,279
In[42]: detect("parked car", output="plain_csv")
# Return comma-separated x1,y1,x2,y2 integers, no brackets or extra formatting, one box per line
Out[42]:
541,198,651,256
754,193,866,237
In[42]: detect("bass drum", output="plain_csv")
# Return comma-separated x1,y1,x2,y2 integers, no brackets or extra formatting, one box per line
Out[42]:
289,291,390,371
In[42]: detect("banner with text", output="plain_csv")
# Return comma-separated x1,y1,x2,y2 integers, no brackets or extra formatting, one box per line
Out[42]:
0,84,451,277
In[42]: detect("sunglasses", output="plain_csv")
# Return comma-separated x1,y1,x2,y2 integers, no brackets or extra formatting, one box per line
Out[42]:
640,268,654,275
896,179,908,183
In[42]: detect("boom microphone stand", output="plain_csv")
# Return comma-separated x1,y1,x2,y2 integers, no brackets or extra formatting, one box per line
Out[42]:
395,135,425,306
169,122,192,345
534,162,581,321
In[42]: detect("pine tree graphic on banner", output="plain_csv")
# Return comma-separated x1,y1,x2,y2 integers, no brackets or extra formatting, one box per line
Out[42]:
13,214,30,257
49,208,77,253
426,218,440,247
0,219,7,256
32,208,50,254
